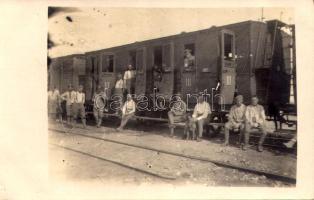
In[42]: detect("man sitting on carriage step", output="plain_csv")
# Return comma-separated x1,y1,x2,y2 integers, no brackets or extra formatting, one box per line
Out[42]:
244,96,267,152
192,95,211,142
223,95,246,146
167,94,187,137
116,94,136,131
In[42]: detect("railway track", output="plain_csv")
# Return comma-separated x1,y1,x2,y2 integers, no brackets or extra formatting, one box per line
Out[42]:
49,127,296,184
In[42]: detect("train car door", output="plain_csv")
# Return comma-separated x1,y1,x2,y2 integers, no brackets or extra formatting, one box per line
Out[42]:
181,43,197,102
220,30,236,105
152,42,174,98
99,52,116,98
85,55,99,100
134,47,147,96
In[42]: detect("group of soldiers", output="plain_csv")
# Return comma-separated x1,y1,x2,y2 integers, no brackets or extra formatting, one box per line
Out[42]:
168,94,268,152
48,62,289,152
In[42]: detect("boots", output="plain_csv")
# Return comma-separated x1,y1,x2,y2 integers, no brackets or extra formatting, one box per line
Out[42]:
169,126,174,138
82,118,87,129
97,118,102,128
257,133,266,152
242,132,250,151
223,128,229,146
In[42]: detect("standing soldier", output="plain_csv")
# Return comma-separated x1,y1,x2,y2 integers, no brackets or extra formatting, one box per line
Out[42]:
123,64,136,95
61,85,76,126
93,86,106,128
244,96,267,152
73,85,87,128
223,95,246,146
114,73,124,114
48,86,61,122
192,95,211,142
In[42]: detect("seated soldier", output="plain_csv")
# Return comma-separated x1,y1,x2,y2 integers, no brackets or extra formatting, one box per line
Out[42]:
167,94,187,137
192,95,211,142
223,95,246,146
116,94,136,131
244,96,267,152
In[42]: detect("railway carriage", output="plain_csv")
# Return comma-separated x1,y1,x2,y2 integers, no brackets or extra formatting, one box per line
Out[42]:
48,19,296,129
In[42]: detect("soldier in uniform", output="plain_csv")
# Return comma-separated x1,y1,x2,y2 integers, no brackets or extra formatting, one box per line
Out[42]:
123,64,136,95
117,94,136,131
73,85,86,128
152,65,163,93
167,94,187,137
183,49,195,71
244,96,267,152
223,95,246,146
61,85,76,126
92,86,106,128
48,86,61,122
113,73,124,114
192,95,211,142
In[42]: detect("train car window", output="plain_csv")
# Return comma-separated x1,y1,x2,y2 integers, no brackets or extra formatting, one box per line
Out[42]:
136,49,144,72
91,57,95,73
102,54,114,72
224,33,234,60
184,43,195,71
153,46,163,67
129,50,137,70
108,55,114,72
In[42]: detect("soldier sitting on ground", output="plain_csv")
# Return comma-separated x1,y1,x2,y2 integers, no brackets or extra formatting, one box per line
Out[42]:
223,95,246,146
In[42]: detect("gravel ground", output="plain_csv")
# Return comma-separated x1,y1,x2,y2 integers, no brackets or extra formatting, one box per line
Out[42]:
48,120,296,187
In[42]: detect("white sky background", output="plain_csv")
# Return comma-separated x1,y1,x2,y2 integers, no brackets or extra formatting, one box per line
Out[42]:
48,7,294,58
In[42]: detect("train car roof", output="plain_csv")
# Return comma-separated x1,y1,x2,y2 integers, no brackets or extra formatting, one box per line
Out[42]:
52,19,289,58
85,20,278,55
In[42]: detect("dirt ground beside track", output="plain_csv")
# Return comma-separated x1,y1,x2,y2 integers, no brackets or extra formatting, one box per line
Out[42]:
48,119,296,187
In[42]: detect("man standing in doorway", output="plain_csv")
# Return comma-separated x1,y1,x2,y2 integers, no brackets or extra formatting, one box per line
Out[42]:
123,64,136,95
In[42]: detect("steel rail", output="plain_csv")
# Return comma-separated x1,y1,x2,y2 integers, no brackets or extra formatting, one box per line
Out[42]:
49,128,296,184
49,143,177,180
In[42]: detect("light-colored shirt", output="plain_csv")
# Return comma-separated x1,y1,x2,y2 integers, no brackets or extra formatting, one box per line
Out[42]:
228,104,246,123
75,92,85,104
171,101,187,116
122,99,136,115
192,101,211,121
123,70,136,80
245,104,266,126
48,89,60,101
115,79,124,89
61,91,76,105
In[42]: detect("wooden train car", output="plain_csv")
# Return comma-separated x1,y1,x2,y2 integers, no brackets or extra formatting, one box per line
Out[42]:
49,54,86,92
48,19,296,122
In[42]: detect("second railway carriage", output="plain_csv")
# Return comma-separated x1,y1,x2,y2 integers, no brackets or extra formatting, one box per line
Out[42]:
48,19,296,126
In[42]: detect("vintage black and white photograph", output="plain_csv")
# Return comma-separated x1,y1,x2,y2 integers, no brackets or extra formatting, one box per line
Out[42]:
47,7,298,187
